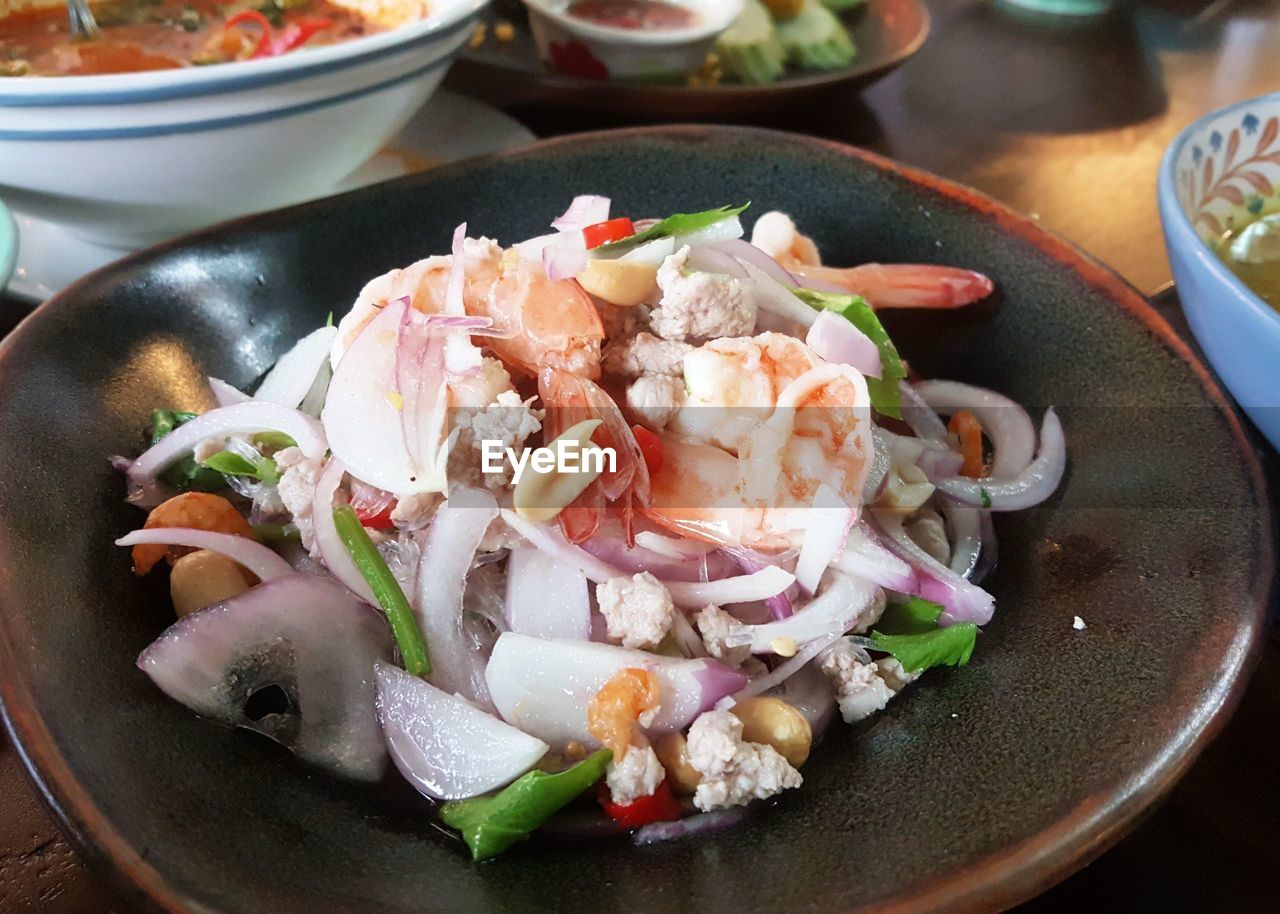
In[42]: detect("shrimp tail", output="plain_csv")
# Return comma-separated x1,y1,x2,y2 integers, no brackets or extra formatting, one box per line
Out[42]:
793,263,995,310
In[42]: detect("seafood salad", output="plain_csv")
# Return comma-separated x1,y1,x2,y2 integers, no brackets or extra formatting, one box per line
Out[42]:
114,198,1065,859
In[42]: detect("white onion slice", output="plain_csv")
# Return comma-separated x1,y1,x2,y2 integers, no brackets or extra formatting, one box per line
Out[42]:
443,224,484,376
208,377,250,407
503,510,789,606
552,195,610,232
912,380,1037,479
619,236,676,266
932,408,1066,511
138,573,392,781
806,309,882,378
724,631,844,705
127,401,326,508
706,238,798,287
254,326,339,410
322,298,446,496
415,487,500,705
485,633,747,746
115,528,294,581
374,661,547,800
310,458,378,606
505,546,591,639
794,484,856,594
686,244,747,278
544,243,589,282
741,573,879,653
741,260,818,330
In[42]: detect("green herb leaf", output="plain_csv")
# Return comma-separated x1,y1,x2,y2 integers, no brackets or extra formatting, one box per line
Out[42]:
332,505,431,677
598,203,750,252
325,311,335,328
149,410,227,493
874,597,944,635
440,750,612,861
791,288,907,419
200,450,280,485
254,431,298,450
980,487,992,509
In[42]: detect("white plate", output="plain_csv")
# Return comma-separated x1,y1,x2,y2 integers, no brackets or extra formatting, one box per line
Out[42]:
5,91,535,303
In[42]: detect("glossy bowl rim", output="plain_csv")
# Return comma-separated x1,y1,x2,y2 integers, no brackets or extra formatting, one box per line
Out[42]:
1157,90,1280,333
0,124,1271,914
521,0,744,46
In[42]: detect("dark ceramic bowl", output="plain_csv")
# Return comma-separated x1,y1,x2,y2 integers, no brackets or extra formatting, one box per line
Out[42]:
0,127,1271,913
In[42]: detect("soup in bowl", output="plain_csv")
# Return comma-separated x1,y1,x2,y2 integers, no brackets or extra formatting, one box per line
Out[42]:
0,0,486,247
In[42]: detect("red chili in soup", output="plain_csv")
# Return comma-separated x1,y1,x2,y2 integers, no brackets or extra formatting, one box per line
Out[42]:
566,0,698,31
0,0,379,76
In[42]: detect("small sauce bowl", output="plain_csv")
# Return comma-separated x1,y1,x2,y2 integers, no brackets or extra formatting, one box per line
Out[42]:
522,0,743,82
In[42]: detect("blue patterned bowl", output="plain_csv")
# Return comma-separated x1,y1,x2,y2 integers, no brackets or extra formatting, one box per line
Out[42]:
1159,93,1280,450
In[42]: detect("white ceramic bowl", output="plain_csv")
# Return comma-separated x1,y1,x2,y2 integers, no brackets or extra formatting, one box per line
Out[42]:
0,0,487,248
522,0,742,82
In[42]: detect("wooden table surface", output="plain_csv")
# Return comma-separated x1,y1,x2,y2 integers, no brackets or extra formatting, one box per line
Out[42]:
2,1,1278,910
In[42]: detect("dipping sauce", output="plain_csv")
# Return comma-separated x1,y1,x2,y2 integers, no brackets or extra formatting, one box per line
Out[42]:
1217,211,1280,311
0,0,379,76
566,0,698,31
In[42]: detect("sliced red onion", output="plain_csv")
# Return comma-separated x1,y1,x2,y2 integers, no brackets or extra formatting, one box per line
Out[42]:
115,528,293,581
794,484,856,595
580,525,735,583
873,510,994,625
740,573,878,653
863,429,892,503
127,402,326,508
686,245,748,279
740,261,818,330
618,236,676,266
806,309,882,378
632,806,754,845
706,238,798,287
502,510,774,606
931,408,1066,511
514,232,562,263
726,551,793,620
724,631,844,705
444,224,483,377
917,443,965,480
415,487,499,706
485,633,747,746
374,661,548,801
543,243,590,282
551,195,610,232
323,298,447,495
505,546,590,640
833,522,917,593
254,326,339,410
208,377,250,407
310,457,378,606
912,380,1038,480
898,382,948,441
137,573,392,781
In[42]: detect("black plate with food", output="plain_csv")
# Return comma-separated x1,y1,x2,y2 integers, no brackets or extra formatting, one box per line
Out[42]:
0,126,1271,913
446,0,928,118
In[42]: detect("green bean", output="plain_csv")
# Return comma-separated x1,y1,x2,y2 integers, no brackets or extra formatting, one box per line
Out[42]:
332,506,431,676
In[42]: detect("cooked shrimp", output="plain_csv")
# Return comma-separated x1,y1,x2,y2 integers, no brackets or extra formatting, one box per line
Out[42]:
643,333,873,551
132,492,253,576
751,211,994,309
588,667,661,758
539,366,650,544
332,239,603,378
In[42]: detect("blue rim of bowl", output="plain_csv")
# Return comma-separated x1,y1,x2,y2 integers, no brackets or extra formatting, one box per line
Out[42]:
0,201,16,292
0,0,483,108
1158,91,1280,331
